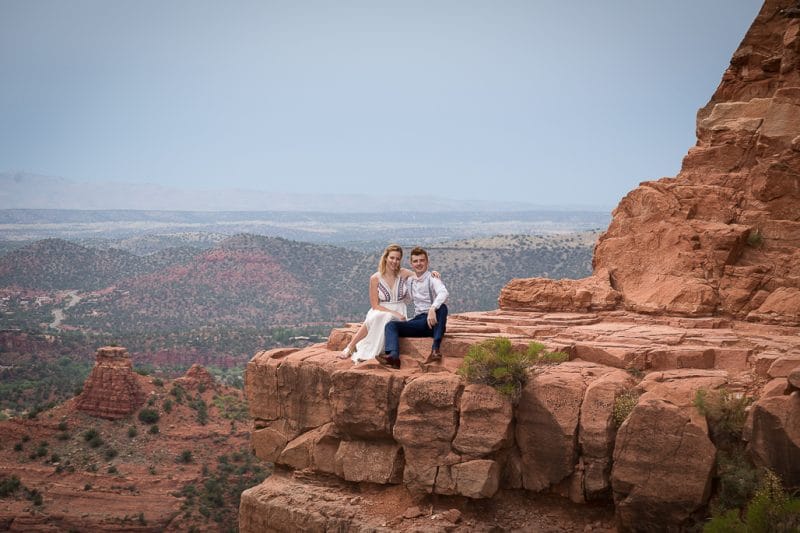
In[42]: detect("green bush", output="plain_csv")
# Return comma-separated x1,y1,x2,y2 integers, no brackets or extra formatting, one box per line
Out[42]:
170,384,186,404
177,450,193,464
747,229,764,248
458,337,534,399
26,488,43,506
148,424,160,435
705,470,800,532
0,475,21,497
694,388,751,449
138,408,160,425
128,426,138,438
191,397,208,425
612,389,640,428
458,338,567,399
163,398,173,414
713,451,761,514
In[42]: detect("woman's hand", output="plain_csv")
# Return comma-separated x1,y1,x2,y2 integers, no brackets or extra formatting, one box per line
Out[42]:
431,270,441,279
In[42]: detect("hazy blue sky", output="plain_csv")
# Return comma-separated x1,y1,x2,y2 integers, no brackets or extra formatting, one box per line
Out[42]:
0,1,763,208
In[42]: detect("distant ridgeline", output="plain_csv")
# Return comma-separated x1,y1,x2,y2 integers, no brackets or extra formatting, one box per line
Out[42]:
0,207,609,249
0,232,595,333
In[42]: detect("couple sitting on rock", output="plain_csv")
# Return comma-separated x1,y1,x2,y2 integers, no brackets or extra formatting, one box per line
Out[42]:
339,244,449,369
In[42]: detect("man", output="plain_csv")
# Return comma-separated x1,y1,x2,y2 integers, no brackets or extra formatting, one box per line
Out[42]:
379,247,448,369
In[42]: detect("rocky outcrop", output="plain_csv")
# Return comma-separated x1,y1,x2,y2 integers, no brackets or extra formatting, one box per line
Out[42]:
75,346,145,419
501,0,800,325
173,363,217,391
241,308,800,532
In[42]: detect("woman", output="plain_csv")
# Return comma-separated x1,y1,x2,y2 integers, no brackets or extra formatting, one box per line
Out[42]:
339,244,412,363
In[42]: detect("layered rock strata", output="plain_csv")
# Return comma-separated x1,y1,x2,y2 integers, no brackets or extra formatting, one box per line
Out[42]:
501,0,800,325
75,346,146,419
241,312,800,532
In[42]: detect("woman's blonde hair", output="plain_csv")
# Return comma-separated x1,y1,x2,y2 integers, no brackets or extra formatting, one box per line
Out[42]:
379,244,403,275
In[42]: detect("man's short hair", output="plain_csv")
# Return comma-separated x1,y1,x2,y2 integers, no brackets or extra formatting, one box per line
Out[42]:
410,247,428,259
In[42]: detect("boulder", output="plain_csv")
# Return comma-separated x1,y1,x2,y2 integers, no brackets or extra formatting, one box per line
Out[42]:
239,472,372,532
278,423,341,474
393,373,463,494
499,269,621,312
612,399,715,531
330,367,405,440
251,419,298,462
452,384,514,457
515,362,589,492
611,368,725,531
579,369,636,500
747,394,800,490
334,440,404,484
451,460,501,499
767,356,800,378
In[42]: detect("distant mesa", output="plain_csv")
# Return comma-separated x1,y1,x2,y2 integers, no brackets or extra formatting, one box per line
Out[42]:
75,345,146,419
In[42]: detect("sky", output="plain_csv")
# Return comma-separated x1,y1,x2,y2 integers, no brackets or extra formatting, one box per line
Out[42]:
0,0,764,209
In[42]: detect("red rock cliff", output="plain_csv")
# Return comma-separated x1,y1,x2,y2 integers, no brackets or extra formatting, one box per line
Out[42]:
501,0,800,325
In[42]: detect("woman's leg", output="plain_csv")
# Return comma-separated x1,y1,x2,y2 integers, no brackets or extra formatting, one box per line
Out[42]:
341,323,369,357
349,323,369,349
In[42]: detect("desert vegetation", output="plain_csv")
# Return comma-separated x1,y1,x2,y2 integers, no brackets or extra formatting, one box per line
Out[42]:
457,337,569,399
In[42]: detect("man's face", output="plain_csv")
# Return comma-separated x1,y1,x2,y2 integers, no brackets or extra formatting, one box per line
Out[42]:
410,254,428,275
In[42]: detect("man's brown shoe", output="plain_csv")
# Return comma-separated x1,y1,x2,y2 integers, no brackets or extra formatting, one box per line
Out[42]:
425,349,442,364
377,355,401,369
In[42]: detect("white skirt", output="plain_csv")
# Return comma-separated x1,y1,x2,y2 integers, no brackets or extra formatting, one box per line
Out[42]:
351,301,407,363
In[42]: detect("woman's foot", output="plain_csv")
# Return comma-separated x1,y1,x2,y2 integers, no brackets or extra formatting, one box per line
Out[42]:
338,347,352,360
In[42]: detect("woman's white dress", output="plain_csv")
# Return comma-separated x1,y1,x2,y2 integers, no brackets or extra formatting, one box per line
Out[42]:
351,274,409,363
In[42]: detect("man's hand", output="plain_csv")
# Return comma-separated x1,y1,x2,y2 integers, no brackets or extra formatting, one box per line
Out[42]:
427,308,438,328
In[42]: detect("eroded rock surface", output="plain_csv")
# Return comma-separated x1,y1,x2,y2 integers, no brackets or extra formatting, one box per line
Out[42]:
501,0,800,325
75,346,146,419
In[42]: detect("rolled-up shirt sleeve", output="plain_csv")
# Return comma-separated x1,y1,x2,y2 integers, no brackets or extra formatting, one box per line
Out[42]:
431,277,449,310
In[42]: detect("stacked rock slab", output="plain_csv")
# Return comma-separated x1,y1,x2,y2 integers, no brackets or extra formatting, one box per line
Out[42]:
241,2,800,531
75,346,146,420
501,0,800,325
